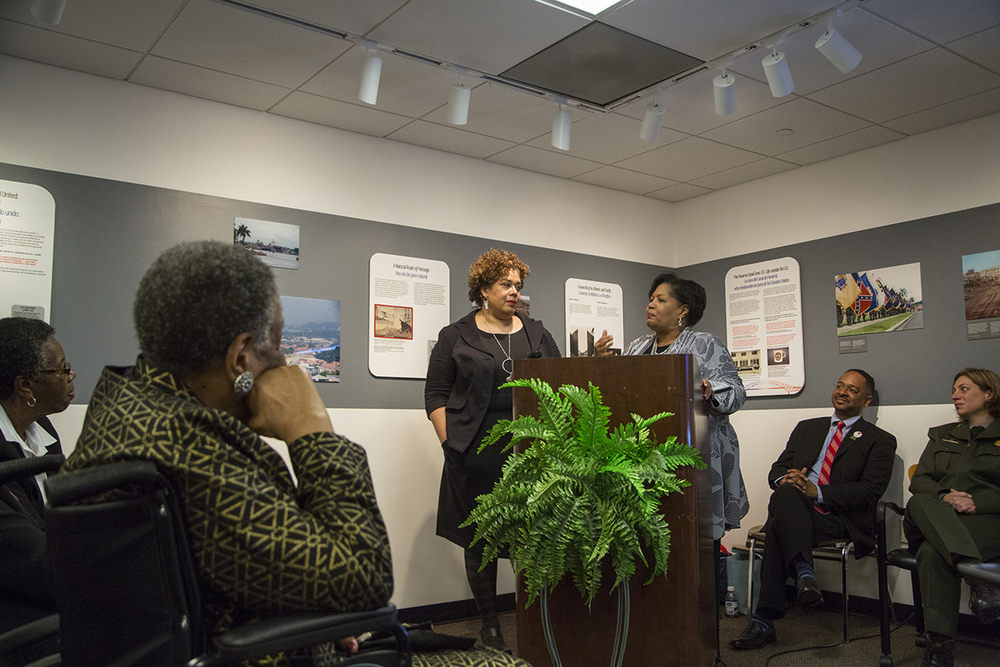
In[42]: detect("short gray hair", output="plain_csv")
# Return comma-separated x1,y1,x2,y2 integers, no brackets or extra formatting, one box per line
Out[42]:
134,241,279,378
0,317,55,399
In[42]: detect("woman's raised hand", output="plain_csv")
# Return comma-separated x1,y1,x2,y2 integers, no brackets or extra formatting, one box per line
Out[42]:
248,365,333,442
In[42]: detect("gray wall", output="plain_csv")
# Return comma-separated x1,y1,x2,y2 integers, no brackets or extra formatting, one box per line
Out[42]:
682,202,1000,409
5,161,997,412
1,162,664,408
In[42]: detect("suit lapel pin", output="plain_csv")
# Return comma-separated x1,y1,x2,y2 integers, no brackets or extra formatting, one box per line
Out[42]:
850,431,862,440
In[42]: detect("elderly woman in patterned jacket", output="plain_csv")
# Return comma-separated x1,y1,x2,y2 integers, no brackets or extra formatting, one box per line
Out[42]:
65,241,530,667
596,271,748,602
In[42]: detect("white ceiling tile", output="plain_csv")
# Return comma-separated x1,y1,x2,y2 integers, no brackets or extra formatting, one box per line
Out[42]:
242,0,409,36
0,0,185,52
129,56,291,111
614,137,762,181
422,82,558,143
151,0,351,88
302,46,458,118
700,98,870,155
0,19,141,80
486,145,603,179
645,183,713,202
571,166,678,195
948,25,1000,75
386,120,516,159
864,0,1000,44
615,72,786,137
525,111,686,163
807,48,1000,123
689,158,798,190
729,9,935,96
5,0,998,199
882,88,1000,136
271,92,412,137
603,0,841,62
776,125,906,165
368,0,589,75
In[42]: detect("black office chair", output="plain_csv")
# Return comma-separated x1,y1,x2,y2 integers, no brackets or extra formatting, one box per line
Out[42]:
744,524,861,645
43,460,411,667
876,496,1000,667
0,454,64,667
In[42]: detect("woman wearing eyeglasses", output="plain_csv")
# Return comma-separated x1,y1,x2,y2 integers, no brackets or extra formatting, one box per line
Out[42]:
0,316,75,636
425,248,561,652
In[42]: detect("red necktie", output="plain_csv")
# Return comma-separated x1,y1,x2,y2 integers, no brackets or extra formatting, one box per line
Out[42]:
818,421,845,486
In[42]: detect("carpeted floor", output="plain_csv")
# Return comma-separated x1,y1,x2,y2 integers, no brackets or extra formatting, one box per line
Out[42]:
434,606,1000,667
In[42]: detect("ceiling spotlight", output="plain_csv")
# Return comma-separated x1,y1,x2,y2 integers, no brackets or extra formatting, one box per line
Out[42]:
815,26,862,74
551,102,571,151
639,101,665,142
761,44,794,98
713,70,736,116
30,0,66,25
447,70,471,126
357,44,382,105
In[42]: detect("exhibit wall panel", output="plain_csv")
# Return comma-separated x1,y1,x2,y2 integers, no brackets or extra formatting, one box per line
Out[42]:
682,201,1000,411
0,161,666,409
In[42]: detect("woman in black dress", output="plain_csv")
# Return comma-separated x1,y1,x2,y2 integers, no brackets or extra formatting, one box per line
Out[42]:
425,249,560,652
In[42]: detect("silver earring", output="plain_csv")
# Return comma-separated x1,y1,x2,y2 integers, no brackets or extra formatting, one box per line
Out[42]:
678,316,683,327
233,371,254,398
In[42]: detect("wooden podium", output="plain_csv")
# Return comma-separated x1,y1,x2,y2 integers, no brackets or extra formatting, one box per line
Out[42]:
510,355,716,667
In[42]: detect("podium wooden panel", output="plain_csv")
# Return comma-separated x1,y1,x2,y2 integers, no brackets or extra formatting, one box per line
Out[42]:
510,355,715,667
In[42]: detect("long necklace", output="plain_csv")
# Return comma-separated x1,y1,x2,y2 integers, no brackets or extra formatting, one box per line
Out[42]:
484,311,514,380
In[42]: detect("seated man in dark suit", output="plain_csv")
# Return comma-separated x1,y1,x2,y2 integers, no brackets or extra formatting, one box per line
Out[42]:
730,369,897,649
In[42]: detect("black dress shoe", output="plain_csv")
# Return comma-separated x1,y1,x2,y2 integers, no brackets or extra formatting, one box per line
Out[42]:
921,639,954,667
729,619,776,650
796,576,824,608
969,581,1000,624
481,626,511,654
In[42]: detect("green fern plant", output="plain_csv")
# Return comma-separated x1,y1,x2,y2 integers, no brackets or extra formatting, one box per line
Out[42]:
461,378,706,607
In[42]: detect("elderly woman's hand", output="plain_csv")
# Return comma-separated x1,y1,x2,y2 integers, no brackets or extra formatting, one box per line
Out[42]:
248,365,333,443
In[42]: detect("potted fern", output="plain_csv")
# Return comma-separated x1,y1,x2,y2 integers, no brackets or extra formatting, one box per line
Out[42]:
461,379,705,667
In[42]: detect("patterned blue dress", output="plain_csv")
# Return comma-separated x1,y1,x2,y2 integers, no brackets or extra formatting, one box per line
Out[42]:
623,328,749,540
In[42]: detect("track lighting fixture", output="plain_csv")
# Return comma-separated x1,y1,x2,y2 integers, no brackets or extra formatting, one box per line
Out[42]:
639,100,665,142
815,26,862,74
761,43,794,97
31,0,66,25
447,70,471,125
551,101,571,151
357,44,382,105
713,69,736,116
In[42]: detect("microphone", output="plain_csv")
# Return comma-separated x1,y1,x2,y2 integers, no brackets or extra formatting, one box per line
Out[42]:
528,351,542,358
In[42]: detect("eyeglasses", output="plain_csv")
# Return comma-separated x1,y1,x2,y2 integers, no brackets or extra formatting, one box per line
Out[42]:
40,362,76,379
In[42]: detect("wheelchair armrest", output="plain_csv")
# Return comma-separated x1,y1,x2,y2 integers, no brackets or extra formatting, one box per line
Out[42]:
45,461,164,507
0,614,60,654
193,605,409,666
0,455,65,485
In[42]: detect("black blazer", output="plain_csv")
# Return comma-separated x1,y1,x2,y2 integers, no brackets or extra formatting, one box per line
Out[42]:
767,416,896,557
1,415,62,632
425,310,561,453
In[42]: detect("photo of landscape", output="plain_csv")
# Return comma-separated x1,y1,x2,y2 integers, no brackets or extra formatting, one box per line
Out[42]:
279,295,340,382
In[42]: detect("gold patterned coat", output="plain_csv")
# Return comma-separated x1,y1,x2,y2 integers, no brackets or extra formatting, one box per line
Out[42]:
64,357,394,648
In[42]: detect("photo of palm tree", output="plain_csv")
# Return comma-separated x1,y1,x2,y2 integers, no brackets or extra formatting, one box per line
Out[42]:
233,216,300,270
